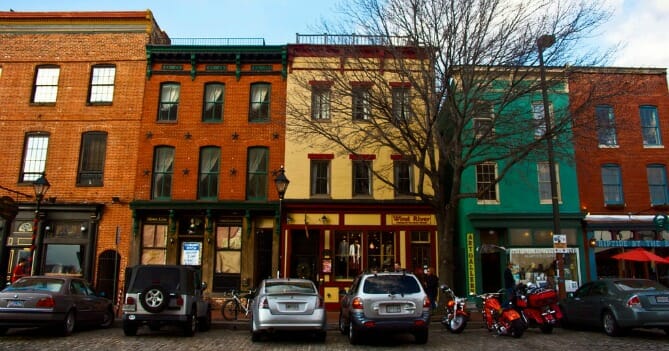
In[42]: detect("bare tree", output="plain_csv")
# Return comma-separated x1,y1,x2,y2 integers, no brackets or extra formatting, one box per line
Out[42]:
289,0,614,286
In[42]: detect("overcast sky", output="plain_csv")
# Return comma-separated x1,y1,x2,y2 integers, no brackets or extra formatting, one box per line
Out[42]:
4,0,668,69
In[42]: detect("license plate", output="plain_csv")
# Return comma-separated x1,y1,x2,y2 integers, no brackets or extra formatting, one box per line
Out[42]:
657,296,669,303
386,304,401,313
284,303,299,311
7,300,24,308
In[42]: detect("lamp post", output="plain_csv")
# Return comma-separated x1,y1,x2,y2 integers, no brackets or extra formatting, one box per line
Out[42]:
30,174,50,276
537,34,565,299
273,165,289,278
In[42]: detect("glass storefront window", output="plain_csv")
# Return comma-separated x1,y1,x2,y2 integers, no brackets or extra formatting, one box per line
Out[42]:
508,248,580,292
141,224,167,264
45,244,83,275
334,231,362,279
366,231,395,272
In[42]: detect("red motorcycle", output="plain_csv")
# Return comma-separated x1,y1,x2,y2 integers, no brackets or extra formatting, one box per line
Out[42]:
440,284,469,333
476,291,525,338
513,283,562,334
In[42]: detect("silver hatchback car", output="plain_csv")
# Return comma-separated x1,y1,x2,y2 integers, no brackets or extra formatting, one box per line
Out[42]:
250,278,327,342
338,271,431,344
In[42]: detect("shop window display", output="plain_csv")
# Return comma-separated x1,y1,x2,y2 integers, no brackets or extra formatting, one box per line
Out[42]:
334,231,396,279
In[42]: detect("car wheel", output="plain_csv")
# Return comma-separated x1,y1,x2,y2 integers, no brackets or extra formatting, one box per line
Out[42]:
198,308,212,332
123,321,138,336
414,329,428,344
140,285,169,313
61,310,76,336
348,320,362,345
182,309,197,337
602,310,622,337
100,307,115,328
338,313,348,334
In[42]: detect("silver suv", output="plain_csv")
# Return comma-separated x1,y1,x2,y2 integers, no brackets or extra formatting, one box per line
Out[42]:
122,265,211,336
338,271,431,344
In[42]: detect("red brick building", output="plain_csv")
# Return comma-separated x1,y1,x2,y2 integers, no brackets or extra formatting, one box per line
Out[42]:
129,40,287,299
569,67,669,280
0,11,167,300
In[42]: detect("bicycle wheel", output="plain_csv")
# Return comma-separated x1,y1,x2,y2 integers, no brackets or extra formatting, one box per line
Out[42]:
221,300,239,321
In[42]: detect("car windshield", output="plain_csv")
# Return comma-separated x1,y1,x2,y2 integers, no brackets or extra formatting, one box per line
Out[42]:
265,281,315,294
129,267,181,292
363,275,421,294
4,278,64,293
614,279,668,291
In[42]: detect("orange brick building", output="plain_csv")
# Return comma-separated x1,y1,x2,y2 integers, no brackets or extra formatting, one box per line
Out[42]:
0,11,167,300
570,67,669,280
129,40,287,298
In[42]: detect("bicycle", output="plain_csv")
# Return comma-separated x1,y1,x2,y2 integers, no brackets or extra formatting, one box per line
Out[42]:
221,289,255,321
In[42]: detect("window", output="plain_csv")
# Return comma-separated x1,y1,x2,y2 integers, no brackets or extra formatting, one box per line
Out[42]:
595,105,617,146
198,147,220,199
203,83,225,122
394,159,412,196
152,146,174,199
311,85,330,120
392,86,411,122
141,224,167,264
88,65,115,103
640,105,662,146
532,102,552,138
32,66,60,103
77,132,107,186
537,162,561,204
353,160,372,196
367,231,396,271
334,231,362,279
20,133,49,182
647,164,669,205
310,160,330,196
44,244,83,276
158,83,180,121
474,117,493,139
249,83,271,122
214,225,242,292
246,147,268,200
476,162,498,203
601,164,623,205
352,86,371,121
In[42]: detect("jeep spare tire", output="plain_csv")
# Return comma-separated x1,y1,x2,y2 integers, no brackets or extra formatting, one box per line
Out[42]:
141,285,169,313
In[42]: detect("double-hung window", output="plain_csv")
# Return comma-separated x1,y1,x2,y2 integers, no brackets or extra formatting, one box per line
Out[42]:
394,159,412,196
198,147,220,199
152,146,174,199
595,105,617,146
532,102,553,138
647,164,669,206
249,83,271,122
88,65,115,104
391,86,411,122
32,66,60,104
77,132,107,186
158,83,180,121
311,85,331,120
246,147,268,200
352,159,372,196
352,86,371,121
310,160,330,196
203,83,225,122
640,105,662,146
601,164,623,206
537,162,561,204
20,133,50,183
476,162,498,203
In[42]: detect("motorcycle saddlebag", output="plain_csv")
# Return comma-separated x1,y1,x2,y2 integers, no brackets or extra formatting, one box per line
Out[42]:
528,289,558,307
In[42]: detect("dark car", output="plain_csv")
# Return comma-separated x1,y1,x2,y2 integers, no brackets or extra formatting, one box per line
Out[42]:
121,264,211,337
559,278,669,336
0,276,114,336
338,271,430,344
250,278,327,342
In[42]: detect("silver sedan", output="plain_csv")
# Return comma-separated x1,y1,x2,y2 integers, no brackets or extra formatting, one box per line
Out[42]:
250,278,327,342
0,276,114,336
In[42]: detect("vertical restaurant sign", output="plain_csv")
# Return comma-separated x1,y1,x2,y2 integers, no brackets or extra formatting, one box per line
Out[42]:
467,233,476,294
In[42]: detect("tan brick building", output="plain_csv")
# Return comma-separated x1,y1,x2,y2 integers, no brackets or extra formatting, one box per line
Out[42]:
0,11,167,300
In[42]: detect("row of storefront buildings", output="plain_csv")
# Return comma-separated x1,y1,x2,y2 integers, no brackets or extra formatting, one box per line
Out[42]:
0,10,668,311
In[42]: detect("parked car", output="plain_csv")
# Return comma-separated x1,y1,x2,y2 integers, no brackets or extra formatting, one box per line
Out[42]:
0,275,114,336
250,278,327,342
338,271,430,344
122,264,211,337
559,278,669,336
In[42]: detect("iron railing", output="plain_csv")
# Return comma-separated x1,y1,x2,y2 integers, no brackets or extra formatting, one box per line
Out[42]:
152,37,267,46
295,33,413,46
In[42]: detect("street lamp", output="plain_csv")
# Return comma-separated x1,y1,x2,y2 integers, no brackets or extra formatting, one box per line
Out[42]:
30,174,50,275
537,34,566,299
273,165,289,278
